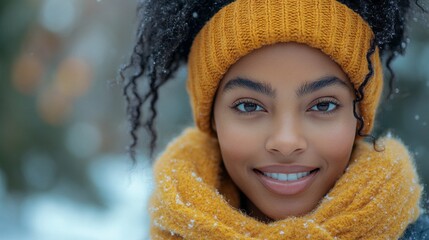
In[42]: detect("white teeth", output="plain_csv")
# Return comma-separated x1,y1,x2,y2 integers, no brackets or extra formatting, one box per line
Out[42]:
288,173,298,181
263,171,311,181
272,173,279,180
278,173,287,181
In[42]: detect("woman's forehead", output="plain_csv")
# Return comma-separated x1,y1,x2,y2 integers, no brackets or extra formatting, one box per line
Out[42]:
219,42,350,91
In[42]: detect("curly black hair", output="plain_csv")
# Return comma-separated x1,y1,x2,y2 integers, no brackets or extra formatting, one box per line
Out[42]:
120,0,426,160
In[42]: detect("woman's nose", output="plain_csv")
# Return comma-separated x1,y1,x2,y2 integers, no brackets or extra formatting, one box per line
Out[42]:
265,115,308,157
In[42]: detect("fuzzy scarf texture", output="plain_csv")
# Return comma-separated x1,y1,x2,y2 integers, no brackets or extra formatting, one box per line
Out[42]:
150,128,422,239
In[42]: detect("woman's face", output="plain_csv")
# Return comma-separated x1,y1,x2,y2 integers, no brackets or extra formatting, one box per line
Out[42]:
212,42,357,221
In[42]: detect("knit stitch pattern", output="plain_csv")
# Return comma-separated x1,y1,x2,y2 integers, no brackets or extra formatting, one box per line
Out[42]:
187,0,383,135
150,128,421,239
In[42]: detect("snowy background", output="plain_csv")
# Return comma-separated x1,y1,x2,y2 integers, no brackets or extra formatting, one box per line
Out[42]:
0,0,428,239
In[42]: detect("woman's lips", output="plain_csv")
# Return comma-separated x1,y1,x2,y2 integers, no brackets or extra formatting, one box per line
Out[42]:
254,165,319,195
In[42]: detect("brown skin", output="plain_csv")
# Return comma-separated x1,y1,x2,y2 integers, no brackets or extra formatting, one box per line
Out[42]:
212,42,357,222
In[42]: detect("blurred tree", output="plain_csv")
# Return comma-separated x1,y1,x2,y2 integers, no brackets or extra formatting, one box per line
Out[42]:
0,0,104,206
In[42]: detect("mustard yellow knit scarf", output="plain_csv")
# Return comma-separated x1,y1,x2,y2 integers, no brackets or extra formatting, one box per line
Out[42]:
150,128,422,239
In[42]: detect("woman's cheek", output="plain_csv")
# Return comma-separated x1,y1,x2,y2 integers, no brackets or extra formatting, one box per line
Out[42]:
311,115,356,167
217,117,265,161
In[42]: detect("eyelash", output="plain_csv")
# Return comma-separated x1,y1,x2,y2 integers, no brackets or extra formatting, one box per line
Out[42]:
308,98,341,115
231,98,341,115
230,99,265,115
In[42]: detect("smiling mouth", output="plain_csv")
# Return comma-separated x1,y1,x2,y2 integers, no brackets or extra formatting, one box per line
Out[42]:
260,170,318,181
254,168,319,181
254,168,320,195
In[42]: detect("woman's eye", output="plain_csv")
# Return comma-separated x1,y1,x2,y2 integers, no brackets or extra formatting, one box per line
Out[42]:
235,102,264,113
310,101,338,112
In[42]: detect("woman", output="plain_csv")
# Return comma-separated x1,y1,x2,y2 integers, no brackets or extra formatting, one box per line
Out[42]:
122,0,429,238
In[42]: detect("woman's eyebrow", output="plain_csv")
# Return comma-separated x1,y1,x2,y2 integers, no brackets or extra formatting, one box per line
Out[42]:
296,76,349,97
222,77,276,98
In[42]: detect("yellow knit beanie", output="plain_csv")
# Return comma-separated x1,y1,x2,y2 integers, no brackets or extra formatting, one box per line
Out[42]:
187,0,383,135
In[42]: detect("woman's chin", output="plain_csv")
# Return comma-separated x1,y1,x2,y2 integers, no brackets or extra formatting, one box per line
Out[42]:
253,200,320,221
